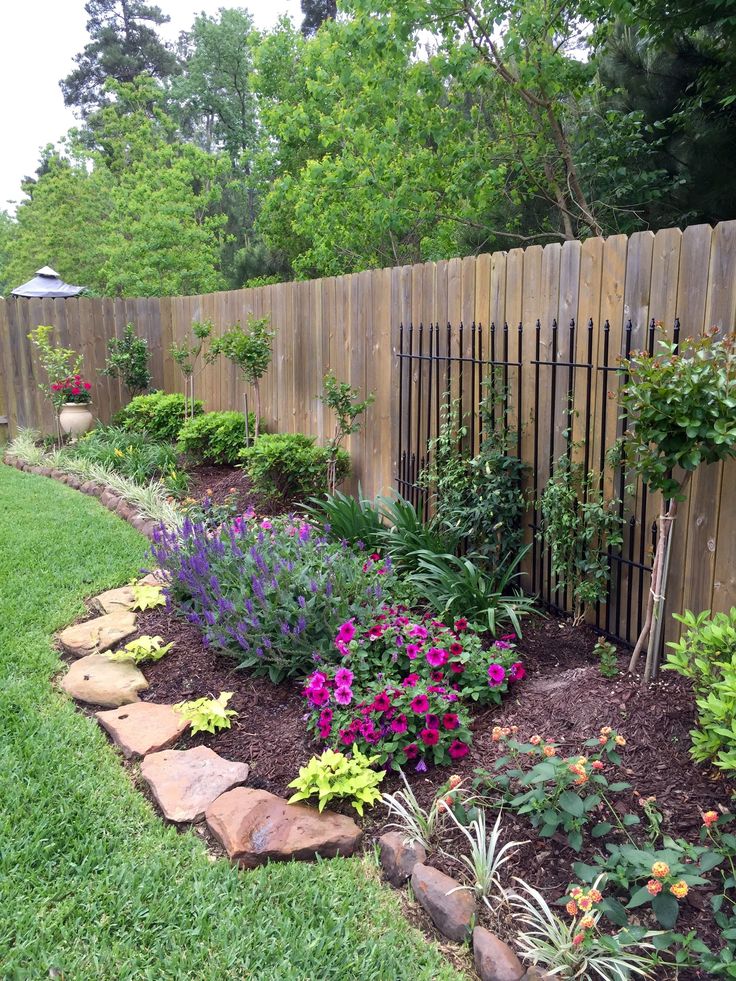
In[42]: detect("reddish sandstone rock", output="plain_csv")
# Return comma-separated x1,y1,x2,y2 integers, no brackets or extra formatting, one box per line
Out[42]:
411,864,475,942
473,928,525,981
61,652,148,707
205,787,363,868
58,611,137,658
91,586,135,615
96,702,189,759
140,746,250,823
379,831,427,885
116,499,137,522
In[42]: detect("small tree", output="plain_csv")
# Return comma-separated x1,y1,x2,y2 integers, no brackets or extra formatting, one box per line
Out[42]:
319,372,374,494
613,331,736,684
537,455,623,626
211,316,275,441
170,320,216,422
27,325,86,445
102,323,151,397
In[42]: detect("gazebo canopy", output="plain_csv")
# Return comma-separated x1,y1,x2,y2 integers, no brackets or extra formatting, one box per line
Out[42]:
11,266,85,299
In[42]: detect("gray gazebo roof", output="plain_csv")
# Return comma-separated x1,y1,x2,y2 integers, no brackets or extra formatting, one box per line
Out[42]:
11,266,85,298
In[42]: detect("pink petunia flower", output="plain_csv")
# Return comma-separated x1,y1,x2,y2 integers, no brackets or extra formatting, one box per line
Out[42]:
443,712,460,730
425,713,440,730
408,625,428,640
420,728,439,746
410,694,429,713
509,662,526,681
487,663,506,686
372,692,392,713
426,647,448,668
405,643,421,660
454,618,468,632
337,620,356,645
448,739,469,759
334,667,354,688
334,686,353,706
390,714,408,733
402,673,420,688
307,687,330,707
403,743,419,759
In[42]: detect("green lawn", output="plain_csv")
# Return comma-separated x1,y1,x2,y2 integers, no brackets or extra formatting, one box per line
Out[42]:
0,463,464,981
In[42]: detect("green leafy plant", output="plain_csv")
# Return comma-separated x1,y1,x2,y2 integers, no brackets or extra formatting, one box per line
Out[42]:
107,635,173,664
101,323,151,396
170,320,217,422
130,582,166,611
211,316,274,440
613,332,736,683
287,747,385,816
174,692,237,735
595,637,620,679
537,455,623,626
181,489,241,532
319,373,374,493
575,840,716,930
27,325,85,411
240,432,349,500
178,410,260,465
377,494,456,572
477,727,633,853
303,490,385,549
61,426,181,483
412,546,537,636
113,391,204,442
664,607,736,771
511,877,658,979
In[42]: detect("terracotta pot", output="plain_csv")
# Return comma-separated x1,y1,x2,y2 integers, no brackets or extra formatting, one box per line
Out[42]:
59,402,94,438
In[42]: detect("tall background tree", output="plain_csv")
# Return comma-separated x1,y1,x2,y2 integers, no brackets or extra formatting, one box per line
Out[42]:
301,0,338,36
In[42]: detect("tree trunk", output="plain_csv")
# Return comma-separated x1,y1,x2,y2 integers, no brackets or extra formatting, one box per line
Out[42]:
253,381,261,440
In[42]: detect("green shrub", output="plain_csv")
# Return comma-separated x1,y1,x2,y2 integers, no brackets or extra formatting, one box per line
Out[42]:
665,608,736,771
113,391,203,442
240,433,349,500
60,426,181,484
178,410,259,465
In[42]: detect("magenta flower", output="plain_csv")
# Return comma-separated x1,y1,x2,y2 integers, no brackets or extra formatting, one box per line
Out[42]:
402,673,420,688
448,739,469,759
260,519,272,530
308,671,327,688
336,620,356,645
443,712,460,730
487,663,507,686
403,743,419,759
390,714,408,733
334,667,354,688
509,662,526,681
408,624,428,640
307,687,330,706
494,639,512,650
426,647,448,668
339,729,354,746
405,643,421,660
425,713,440,730
454,618,468,632
420,728,439,746
372,692,392,713
319,708,333,724
410,693,430,714
318,724,331,739
334,686,353,706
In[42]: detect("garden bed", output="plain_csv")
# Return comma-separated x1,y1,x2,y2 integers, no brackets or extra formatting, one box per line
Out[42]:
133,600,730,978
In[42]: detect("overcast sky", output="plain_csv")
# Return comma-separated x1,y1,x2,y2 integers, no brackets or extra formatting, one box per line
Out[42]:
0,0,303,212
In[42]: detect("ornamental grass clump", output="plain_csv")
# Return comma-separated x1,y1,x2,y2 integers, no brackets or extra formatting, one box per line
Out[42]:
151,513,399,683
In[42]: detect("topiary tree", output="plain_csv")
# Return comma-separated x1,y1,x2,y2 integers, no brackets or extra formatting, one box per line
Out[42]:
612,330,736,684
318,372,374,494
170,320,217,422
211,315,274,441
102,323,151,397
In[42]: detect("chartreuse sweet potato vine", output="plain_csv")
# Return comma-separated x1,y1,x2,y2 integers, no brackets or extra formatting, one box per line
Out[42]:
611,331,736,684
288,747,385,816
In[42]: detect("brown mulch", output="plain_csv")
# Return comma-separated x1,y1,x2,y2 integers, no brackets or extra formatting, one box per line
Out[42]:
133,601,733,978
183,463,295,518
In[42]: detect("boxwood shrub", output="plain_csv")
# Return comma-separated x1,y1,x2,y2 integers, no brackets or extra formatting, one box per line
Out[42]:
113,391,203,442
178,411,259,465
240,433,349,500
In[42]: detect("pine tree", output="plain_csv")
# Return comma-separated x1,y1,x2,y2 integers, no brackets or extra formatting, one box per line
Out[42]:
61,0,179,116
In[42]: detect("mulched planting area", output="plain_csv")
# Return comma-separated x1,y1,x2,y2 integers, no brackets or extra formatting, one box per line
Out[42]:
184,463,294,518
136,599,732,978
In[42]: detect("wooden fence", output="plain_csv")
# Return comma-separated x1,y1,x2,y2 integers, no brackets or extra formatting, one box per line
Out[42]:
1,220,734,643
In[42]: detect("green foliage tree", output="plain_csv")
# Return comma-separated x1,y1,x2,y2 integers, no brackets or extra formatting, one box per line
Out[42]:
318,373,374,493
211,316,275,439
101,323,151,396
61,0,179,117
612,331,736,683
301,0,338,36
170,320,216,422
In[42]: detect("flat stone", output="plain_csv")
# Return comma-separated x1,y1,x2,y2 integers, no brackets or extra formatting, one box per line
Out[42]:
521,970,556,981
138,569,166,586
473,928,525,981
58,611,137,658
141,747,250,823
379,831,427,886
61,652,148,707
91,586,136,615
130,515,148,532
96,702,190,759
411,864,475,942
81,481,102,496
205,787,363,868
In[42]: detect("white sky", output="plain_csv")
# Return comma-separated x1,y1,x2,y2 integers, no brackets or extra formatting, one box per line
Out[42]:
0,0,303,212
